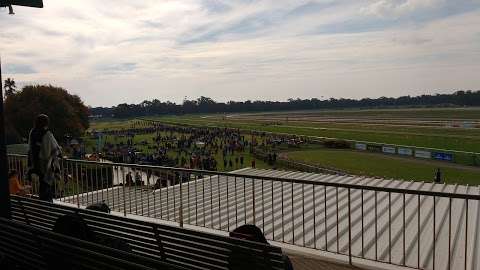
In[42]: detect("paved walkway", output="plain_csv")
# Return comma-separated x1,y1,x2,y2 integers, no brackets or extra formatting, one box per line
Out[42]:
288,253,365,270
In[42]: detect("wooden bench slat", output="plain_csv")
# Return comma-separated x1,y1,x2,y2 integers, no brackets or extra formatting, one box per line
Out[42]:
87,223,158,246
82,216,157,240
10,196,286,270
0,218,185,270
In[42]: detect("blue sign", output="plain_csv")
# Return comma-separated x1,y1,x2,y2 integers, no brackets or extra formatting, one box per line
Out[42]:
433,152,453,162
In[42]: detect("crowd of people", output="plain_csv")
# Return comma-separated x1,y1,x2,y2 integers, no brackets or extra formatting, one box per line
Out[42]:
7,116,311,204
86,121,310,173
92,123,260,171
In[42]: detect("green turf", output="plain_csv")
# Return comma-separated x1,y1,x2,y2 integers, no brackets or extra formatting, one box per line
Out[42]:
87,108,480,181
84,132,271,172
239,107,480,119
286,149,480,185
89,118,136,131
139,116,480,153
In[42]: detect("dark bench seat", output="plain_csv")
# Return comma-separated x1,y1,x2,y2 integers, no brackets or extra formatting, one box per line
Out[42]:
10,195,286,270
0,217,184,270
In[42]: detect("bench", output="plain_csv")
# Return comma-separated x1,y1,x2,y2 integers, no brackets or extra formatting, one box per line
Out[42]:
10,195,286,270
0,217,184,270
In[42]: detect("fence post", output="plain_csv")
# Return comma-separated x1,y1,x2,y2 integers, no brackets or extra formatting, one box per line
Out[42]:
122,167,127,217
348,188,352,265
75,163,80,208
179,172,184,228
252,178,256,224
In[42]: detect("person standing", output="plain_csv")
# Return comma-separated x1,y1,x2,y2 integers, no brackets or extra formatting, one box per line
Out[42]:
27,114,62,202
125,172,133,186
434,168,442,183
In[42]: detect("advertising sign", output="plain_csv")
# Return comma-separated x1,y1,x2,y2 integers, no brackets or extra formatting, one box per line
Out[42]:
415,150,431,159
398,148,413,156
355,143,367,150
367,144,383,152
462,122,474,129
433,152,454,162
382,146,396,154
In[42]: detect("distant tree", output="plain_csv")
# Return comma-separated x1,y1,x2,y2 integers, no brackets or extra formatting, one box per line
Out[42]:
4,84,90,143
3,78,17,97
88,90,480,119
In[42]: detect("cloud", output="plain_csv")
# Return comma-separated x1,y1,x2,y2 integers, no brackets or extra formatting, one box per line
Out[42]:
96,62,137,74
4,64,37,74
202,0,232,13
0,0,479,106
362,0,444,18
286,1,336,18
362,0,480,21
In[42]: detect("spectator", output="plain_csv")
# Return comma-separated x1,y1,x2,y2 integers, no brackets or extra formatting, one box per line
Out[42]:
229,225,293,270
8,170,31,196
126,172,134,186
86,201,111,213
135,171,143,186
434,168,442,183
27,114,61,202
85,202,131,252
53,213,93,241
251,159,256,168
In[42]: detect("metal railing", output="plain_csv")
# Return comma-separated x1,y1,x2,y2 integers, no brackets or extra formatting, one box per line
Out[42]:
7,153,480,270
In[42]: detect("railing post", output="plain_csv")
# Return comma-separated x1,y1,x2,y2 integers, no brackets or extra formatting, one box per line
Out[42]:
179,172,184,228
252,178,256,224
348,188,352,265
75,163,80,208
122,167,127,217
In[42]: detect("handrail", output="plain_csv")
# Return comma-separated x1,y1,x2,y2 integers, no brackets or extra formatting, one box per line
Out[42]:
9,153,480,200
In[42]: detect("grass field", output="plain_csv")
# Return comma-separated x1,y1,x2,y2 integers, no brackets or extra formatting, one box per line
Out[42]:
85,132,271,172
88,107,480,184
235,107,480,119
143,116,480,153
286,149,480,185
91,110,480,152
89,118,137,131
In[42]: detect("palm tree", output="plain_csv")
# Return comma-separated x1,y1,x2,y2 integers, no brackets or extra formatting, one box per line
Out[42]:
4,78,17,97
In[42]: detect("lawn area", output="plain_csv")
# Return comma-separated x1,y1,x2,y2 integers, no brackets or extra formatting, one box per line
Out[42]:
89,118,136,131
238,107,480,119
286,149,480,185
150,116,480,153
87,115,480,183
84,131,271,172
90,107,480,153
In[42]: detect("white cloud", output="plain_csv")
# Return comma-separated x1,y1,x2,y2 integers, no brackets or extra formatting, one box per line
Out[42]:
0,0,479,106
362,0,447,18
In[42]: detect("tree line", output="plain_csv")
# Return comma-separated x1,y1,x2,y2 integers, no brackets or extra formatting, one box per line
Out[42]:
91,90,480,118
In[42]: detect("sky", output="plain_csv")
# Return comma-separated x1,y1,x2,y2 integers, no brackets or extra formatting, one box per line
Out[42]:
1,0,480,107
